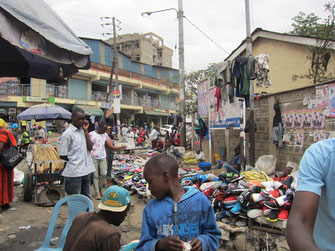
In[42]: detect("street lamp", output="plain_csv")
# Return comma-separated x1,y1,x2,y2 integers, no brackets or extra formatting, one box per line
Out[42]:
141,0,186,148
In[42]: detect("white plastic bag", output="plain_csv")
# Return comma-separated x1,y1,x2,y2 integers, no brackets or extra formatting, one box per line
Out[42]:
255,155,277,175
14,168,24,185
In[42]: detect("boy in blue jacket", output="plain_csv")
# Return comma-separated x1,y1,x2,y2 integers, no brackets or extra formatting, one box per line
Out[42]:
136,154,221,251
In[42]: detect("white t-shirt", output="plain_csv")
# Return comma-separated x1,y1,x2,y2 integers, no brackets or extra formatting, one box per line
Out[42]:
89,131,109,159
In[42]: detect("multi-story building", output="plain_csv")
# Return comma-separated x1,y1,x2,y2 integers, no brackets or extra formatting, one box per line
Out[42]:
0,38,179,127
108,32,173,68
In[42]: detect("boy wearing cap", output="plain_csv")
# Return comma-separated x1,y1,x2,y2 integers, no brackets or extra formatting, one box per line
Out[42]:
137,154,221,251
63,186,131,251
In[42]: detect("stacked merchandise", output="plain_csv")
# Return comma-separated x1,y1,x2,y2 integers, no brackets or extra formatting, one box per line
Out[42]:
111,154,148,196
32,143,64,173
181,171,295,228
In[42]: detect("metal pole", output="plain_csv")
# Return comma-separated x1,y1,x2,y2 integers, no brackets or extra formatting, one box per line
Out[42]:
178,0,186,147
112,17,120,123
245,0,255,166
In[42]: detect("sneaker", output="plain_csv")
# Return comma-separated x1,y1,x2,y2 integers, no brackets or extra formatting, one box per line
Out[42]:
278,209,289,220
263,200,280,210
261,189,280,199
95,194,102,200
239,210,248,219
262,205,272,216
251,193,266,202
223,196,238,205
212,199,221,212
275,195,289,207
283,202,292,211
226,175,244,183
274,181,283,189
202,188,214,197
225,183,237,196
236,218,248,227
215,211,227,221
247,209,263,219
231,201,242,214
238,190,252,209
225,203,235,209
220,182,228,190
213,189,226,201
261,181,274,191
265,210,279,222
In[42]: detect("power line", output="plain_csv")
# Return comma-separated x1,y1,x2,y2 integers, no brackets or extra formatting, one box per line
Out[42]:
55,9,99,19
184,16,229,55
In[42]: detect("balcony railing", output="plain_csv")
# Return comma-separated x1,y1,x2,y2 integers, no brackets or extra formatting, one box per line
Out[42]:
91,91,107,101
46,84,68,98
0,81,30,96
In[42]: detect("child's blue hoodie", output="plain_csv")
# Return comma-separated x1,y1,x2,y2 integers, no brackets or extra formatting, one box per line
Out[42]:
136,186,221,251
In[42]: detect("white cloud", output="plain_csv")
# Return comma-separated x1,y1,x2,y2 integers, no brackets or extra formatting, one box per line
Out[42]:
44,0,330,72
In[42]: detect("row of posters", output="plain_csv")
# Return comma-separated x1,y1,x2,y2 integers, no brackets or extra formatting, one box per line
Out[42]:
283,130,329,148
282,109,325,129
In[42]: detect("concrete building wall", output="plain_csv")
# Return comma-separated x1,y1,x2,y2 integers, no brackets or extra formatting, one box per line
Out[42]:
210,81,335,171
252,38,335,94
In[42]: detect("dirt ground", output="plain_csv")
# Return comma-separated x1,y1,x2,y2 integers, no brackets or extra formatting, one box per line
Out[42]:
0,161,145,251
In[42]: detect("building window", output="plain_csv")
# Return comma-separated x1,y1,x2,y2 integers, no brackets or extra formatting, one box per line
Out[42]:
135,56,140,61
158,51,162,57
135,42,140,48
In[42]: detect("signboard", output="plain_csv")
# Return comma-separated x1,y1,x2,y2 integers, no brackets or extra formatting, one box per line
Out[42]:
114,98,120,113
209,97,244,129
22,96,48,102
100,100,113,109
75,100,88,105
197,78,210,117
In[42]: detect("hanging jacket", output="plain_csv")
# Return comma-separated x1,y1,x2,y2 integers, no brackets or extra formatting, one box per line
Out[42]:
136,187,221,251
271,100,283,148
214,87,221,111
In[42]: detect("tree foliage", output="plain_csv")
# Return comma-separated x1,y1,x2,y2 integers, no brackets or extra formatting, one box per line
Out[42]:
291,2,335,84
184,64,216,115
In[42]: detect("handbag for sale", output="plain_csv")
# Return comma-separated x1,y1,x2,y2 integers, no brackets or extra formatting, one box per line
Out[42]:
0,131,23,170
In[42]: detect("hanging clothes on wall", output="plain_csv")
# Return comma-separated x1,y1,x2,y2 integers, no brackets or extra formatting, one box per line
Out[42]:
216,61,234,103
254,54,271,88
271,100,283,148
214,86,221,111
233,57,250,107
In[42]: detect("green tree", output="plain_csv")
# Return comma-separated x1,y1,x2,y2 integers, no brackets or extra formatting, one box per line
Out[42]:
184,64,216,115
291,3,335,84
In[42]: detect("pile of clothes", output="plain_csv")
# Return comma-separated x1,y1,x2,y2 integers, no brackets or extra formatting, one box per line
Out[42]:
181,171,295,228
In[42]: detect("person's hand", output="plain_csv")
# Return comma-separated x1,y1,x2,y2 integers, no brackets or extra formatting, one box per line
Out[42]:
121,145,127,149
190,238,202,251
83,120,89,131
156,236,184,251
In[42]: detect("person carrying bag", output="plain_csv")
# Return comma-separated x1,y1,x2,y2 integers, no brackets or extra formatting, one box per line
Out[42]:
0,119,19,212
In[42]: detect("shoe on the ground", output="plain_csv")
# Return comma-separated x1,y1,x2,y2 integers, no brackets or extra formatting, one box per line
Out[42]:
236,218,248,227
202,188,214,197
95,194,102,200
274,181,283,189
212,199,221,212
261,189,280,199
247,209,263,218
225,203,235,209
226,175,244,183
283,202,292,211
278,209,289,220
1,204,10,210
265,210,279,222
223,196,238,204
213,189,226,201
251,193,266,202
231,201,242,214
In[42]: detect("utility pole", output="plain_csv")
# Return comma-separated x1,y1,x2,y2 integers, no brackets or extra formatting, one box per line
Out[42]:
245,0,255,166
112,17,120,122
178,0,186,147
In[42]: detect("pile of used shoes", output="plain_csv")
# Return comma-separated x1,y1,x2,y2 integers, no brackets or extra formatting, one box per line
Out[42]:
181,171,295,227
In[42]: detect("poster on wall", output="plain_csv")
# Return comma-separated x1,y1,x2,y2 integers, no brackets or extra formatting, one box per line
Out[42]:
316,85,329,108
295,129,304,148
293,110,303,128
312,109,325,129
197,79,210,118
329,83,335,117
313,130,329,143
282,111,294,129
302,110,313,129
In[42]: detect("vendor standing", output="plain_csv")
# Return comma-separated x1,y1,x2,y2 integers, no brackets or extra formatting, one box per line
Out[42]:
0,119,16,212
59,108,95,198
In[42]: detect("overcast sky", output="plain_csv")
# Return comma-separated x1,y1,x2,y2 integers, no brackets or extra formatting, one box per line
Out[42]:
45,0,330,73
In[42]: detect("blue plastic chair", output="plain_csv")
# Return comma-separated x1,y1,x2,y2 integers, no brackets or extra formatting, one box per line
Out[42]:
35,194,94,251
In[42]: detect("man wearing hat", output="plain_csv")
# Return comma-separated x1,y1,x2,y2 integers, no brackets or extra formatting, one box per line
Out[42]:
63,186,131,251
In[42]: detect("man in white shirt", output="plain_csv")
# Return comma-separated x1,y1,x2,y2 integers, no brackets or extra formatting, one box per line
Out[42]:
149,126,160,149
59,108,95,198
89,122,126,200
